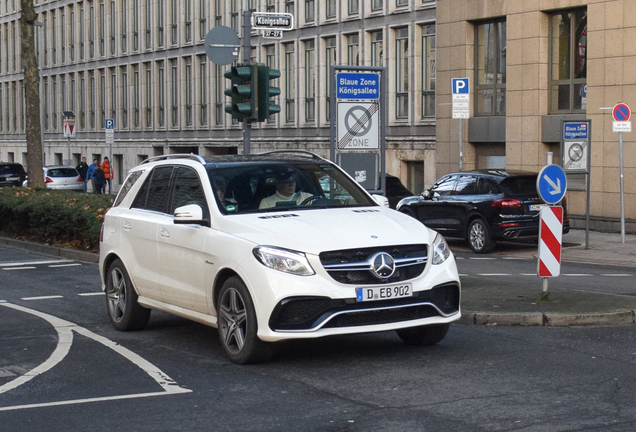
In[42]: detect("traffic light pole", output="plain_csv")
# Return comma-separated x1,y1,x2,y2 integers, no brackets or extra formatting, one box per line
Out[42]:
242,10,251,155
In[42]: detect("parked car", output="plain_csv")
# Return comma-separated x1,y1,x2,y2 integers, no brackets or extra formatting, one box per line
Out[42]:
99,151,461,364
0,162,27,187
42,166,84,191
385,174,413,209
396,170,570,254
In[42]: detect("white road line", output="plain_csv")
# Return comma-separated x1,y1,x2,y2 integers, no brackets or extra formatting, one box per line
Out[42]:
21,295,64,301
78,292,105,296
469,257,496,260
0,302,191,412
49,263,82,268
2,267,37,271
0,259,73,267
520,273,538,276
562,274,593,277
601,274,633,277
477,273,512,276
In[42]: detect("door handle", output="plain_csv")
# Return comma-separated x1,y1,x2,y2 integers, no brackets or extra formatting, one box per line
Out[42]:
123,221,132,230
160,228,170,238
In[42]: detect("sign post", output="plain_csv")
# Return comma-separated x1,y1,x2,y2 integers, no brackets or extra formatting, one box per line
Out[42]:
536,164,567,300
451,78,469,171
62,111,76,166
612,103,631,243
105,118,115,164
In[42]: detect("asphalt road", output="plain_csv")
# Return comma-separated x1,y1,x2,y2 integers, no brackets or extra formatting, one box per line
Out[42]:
1,245,636,431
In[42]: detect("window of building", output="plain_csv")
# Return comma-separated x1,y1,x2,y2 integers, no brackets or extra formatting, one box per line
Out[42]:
304,40,315,122
325,37,336,121
171,59,178,127
51,12,57,64
406,161,424,194
133,0,139,51
100,71,106,127
80,75,86,129
145,63,152,127
284,43,296,123
61,9,66,63
170,0,178,45
371,0,383,11
305,0,314,23
285,0,294,15
266,0,275,13
475,19,506,116
347,33,359,66
199,0,206,40
230,0,239,32
90,5,96,58
349,0,359,15
185,57,193,126
121,69,128,128
121,0,127,53
549,9,587,113
99,1,105,56
110,70,116,122
110,1,116,54
90,74,96,129
215,64,223,125
70,75,76,112
185,0,192,43
395,27,409,119
421,24,435,118
396,0,408,7
133,65,140,127
326,0,336,19
157,0,165,47
79,6,85,59
370,30,383,66
145,0,152,49
199,56,207,126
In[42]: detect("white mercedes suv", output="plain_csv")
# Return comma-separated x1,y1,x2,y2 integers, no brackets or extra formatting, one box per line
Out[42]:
99,151,461,364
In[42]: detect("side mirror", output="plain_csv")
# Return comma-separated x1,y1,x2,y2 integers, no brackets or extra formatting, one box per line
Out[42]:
421,189,431,199
174,204,207,226
371,194,390,207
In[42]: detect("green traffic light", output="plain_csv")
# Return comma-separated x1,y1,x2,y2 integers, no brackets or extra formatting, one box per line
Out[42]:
256,65,281,122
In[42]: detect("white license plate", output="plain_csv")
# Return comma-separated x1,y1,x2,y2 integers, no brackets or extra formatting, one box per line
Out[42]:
7,177,19,181
356,283,413,302
529,204,545,211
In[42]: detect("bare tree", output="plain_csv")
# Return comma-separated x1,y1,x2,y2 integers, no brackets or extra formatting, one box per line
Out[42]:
20,0,44,188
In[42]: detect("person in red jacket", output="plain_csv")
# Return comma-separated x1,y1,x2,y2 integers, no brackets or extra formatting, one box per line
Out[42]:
101,157,113,194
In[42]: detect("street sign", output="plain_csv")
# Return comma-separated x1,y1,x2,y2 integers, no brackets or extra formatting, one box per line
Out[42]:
337,102,380,150
613,121,632,133
451,77,469,119
537,164,567,205
336,72,380,100
204,26,240,66
105,119,114,129
538,206,563,278
251,12,294,31
63,119,76,137
562,121,590,173
262,29,283,39
612,103,631,122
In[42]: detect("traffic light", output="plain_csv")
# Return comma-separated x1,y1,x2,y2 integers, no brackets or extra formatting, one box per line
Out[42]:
224,65,257,122
256,65,281,122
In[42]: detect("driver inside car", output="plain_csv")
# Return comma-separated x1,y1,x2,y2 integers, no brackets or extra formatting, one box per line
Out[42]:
259,172,313,209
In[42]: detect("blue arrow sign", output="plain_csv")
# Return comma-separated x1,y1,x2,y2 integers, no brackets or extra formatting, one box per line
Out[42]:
537,165,567,204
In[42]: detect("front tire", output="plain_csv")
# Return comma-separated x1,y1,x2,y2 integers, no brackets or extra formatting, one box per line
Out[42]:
468,218,495,254
217,277,274,364
397,323,450,346
105,259,151,331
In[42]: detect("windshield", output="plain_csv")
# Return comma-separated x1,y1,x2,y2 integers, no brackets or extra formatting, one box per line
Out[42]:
207,161,376,215
46,168,79,178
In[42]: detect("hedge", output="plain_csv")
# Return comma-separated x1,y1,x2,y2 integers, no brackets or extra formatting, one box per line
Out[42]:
0,187,113,251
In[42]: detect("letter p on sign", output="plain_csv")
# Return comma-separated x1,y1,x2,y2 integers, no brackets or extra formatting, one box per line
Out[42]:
452,78,469,94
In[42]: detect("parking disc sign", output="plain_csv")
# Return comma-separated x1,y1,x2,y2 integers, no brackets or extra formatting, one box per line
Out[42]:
537,165,567,205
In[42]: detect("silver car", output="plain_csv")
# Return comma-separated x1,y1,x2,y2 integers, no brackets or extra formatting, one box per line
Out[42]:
43,166,84,191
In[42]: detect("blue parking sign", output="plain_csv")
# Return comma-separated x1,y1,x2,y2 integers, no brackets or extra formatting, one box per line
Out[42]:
105,119,115,129
452,78,469,94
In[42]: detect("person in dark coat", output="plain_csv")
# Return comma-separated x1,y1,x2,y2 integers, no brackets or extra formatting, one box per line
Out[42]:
76,157,89,192
93,166,106,194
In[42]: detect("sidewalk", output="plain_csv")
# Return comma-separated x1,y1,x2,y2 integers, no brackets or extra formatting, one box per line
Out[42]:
459,229,636,326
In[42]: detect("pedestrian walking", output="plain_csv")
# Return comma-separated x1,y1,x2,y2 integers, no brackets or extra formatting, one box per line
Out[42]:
94,166,106,194
101,156,113,194
76,157,89,192
86,158,98,193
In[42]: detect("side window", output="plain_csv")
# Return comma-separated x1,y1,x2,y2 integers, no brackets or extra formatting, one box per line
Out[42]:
454,175,477,195
131,166,174,213
476,177,499,194
430,175,457,197
171,167,208,217
113,171,144,207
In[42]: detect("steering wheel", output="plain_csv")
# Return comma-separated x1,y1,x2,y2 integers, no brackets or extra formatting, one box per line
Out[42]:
300,195,323,206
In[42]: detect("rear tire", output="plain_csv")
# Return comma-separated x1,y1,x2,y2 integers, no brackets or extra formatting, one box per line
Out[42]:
217,277,274,364
105,259,151,331
468,218,495,254
397,323,450,346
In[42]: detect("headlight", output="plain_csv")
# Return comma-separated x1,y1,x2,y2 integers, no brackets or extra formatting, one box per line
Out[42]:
431,234,451,265
253,246,315,276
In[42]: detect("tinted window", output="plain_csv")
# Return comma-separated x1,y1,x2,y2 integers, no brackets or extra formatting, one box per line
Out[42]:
113,170,144,207
46,168,79,177
0,164,25,175
454,175,477,195
431,175,457,197
499,175,538,196
131,166,173,213
171,167,208,217
476,177,499,194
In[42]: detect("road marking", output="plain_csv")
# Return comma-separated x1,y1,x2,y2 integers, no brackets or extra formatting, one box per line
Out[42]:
469,257,496,260
0,302,191,412
78,292,105,296
0,259,73,267
601,274,633,277
562,274,593,277
477,273,511,276
21,295,64,301
2,267,36,271
49,263,82,268
520,273,538,276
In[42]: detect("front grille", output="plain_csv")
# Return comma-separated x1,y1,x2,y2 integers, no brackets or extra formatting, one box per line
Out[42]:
319,244,428,285
269,282,460,331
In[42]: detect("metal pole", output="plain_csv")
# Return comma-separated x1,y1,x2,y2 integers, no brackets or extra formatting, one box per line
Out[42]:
242,9,251,155
542,278,549,301
619,131,625,243
67,137,71,165
458,119,463,171
35,21,45,164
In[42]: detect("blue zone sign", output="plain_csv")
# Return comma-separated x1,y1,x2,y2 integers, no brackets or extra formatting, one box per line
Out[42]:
336,73,380,100
537,164,567,205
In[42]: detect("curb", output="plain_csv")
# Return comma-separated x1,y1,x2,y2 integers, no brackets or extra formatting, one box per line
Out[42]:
459,310,636,326
0,237,99,263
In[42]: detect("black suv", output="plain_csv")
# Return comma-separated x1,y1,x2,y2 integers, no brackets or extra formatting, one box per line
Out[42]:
396,170,570,253
0,163,27,187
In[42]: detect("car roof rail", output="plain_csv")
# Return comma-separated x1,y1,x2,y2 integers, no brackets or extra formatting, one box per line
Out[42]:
255,150,326,161
140,154,207,165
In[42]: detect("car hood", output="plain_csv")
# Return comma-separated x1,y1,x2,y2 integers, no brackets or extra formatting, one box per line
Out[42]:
218,207,435,255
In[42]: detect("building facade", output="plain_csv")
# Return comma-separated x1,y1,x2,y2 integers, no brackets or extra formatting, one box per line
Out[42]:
437,0,636,232
0,0,439,194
